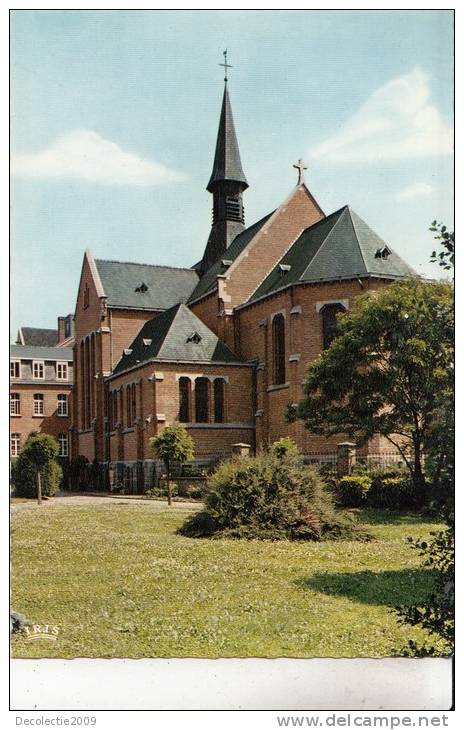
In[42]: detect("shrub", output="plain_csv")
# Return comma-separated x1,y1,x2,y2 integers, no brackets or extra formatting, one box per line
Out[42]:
178,453,370,541
367,475,416,510
271,437,299,460
12,453,62,498
68,456,89,490
336,475,371,507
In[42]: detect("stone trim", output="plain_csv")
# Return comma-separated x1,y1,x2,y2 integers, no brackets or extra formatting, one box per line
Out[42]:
290,305,302,315
289,353,301,362
315,299,349,313
267,382,290,392
185,422,255,430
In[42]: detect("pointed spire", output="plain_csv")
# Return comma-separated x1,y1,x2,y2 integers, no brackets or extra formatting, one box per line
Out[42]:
207,83,248,192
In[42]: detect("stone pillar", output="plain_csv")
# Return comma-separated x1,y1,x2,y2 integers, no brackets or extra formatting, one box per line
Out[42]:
232,443,251,457
337,442,356,476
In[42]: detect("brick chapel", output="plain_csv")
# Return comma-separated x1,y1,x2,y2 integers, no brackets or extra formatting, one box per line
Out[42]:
71,76,416,491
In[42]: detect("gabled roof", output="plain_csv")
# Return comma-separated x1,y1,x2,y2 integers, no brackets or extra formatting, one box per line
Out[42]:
188,211,274,303
94,259,199,311
207,84,248,192
16,327,58,347
10,345,73,361
112,303,242,376
249,206,417,302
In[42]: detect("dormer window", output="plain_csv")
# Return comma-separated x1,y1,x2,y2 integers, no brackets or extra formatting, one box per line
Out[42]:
221,259,233,267
279,263,291,275
187,331,202,344
135,283,148,293
142,338,152,346
124,348,133,356
375,245,392,259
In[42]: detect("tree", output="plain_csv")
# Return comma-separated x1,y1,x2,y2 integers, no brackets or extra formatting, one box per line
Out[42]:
289,278,453,505
430,221,454,271
20,433,60,504
150,423,194,506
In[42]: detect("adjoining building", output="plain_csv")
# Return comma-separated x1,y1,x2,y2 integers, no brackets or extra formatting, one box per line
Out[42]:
10,344,74,462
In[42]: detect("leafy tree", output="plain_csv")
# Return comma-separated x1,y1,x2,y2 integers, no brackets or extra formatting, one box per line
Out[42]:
18,433,60,503
430,221,454,271
394,222,454,656
395,520,454,656
289,278,453,505
150,423,194,506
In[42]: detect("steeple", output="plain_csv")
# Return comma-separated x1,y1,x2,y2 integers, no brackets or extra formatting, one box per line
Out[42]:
198,55,248,277
206,83,248,193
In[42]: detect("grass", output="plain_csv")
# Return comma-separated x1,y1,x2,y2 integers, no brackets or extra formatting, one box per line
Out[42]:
11,503,445,658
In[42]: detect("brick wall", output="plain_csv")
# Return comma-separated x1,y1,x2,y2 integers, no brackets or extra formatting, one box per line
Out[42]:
236,276,393,454
107,360,255,463
10,384,72,455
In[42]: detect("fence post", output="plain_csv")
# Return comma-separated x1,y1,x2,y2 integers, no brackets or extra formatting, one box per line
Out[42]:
232,443,251,457
337,442,356,476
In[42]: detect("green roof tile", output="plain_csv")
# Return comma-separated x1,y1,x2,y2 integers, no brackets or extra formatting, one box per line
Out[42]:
248,206,416,302
95,259,199,311
112,304,241,376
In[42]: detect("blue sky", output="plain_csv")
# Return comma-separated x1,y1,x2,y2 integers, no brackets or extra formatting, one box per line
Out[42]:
10,9,454,335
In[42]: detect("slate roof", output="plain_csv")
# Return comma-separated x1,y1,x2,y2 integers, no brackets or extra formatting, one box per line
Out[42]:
95,259,199,311
17,327,58,347
112,303,242,376
10,345,73,361
207,85,248,192
188,211,274,303
249,206,417,302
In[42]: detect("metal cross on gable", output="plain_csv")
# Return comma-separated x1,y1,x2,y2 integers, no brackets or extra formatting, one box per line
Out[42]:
219,49,233,82
293,158,308,184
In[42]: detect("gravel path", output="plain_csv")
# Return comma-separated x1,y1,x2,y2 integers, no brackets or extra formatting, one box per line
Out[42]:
11,493,201,512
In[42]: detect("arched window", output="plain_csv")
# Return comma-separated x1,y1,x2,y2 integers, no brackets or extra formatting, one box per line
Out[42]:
272,314,286,385
178,377,190,423
195,377,209,423
321,303,346,349
214,378,225,423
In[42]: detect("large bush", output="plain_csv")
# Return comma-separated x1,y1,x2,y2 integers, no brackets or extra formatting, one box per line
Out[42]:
337,476,371,507
178,452,370,541
12,453,62,498
367,475,416,510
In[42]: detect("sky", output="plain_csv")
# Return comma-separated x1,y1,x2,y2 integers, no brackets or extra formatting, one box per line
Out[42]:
10,9,454,336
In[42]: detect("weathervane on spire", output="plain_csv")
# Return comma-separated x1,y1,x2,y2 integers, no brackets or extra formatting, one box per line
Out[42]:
293,158,308,185
219,49,233,83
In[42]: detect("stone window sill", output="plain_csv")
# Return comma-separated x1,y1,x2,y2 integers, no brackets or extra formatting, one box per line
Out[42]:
267,382,290,392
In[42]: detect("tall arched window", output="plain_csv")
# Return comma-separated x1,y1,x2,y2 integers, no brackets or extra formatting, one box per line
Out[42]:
80,341,85,428
321,303,346,349
195,377,209,423
272,314,286,385
178,377,190,423
214,378,225,423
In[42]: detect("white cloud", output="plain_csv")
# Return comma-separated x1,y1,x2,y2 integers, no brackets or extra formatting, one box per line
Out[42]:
11,129,186,186
310,69,452,164
395,182,436,201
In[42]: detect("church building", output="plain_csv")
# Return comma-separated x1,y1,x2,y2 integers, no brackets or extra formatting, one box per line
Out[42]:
71,73,416,492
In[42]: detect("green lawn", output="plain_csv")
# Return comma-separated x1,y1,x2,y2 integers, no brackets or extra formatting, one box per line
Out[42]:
11,503,445,658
